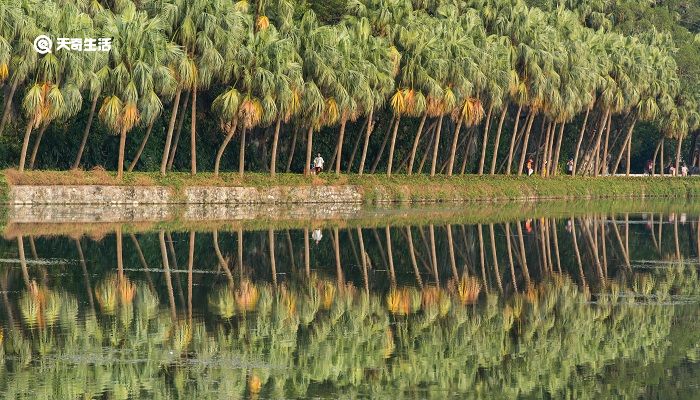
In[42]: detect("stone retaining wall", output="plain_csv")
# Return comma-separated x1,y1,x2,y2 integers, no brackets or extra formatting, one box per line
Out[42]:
8,185,364,205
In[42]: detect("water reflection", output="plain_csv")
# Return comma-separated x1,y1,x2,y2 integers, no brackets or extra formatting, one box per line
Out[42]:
1,211,700,398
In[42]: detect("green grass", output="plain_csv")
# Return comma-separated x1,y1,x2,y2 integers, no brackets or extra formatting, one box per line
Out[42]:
4,169,700,204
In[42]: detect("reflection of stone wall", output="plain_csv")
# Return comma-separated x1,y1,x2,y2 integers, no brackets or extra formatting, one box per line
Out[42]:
9,185,364,205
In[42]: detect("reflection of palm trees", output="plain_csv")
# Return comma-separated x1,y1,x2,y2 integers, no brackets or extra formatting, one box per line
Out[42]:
385,226,396,287
74,239,95,314
489,224,503,293
159,231,177,320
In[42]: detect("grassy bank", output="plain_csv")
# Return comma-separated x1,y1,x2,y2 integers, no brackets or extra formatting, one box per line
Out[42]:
4,169,700,203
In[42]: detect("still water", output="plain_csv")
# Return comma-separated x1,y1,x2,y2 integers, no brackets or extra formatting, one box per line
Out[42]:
1,202,700,398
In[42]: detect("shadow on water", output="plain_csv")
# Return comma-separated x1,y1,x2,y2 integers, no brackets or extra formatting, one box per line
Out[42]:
1,200,700,398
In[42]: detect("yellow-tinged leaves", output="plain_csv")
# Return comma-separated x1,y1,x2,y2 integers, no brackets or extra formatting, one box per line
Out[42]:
239,96,263,130
390,89,405,116
257,15,270,31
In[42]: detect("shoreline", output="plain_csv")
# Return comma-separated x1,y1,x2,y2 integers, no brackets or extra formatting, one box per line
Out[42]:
3,170,700,205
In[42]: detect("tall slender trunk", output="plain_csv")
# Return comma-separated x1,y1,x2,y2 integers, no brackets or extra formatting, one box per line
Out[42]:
167,90,190,171
420,123,438,174
346,118,367,173
0,75,20,135
117,125,127,180
675,135,683,173
357,228,369,295
478,105,494,175
214,119,238,176
73,94,99,169
370,117,394,173
660,138,665,176
239,126,247,176
160,87,183,175
116,227,124,280
552,122,565,176
387,115,401,176
385,226,396,286
506,105,523,175
591,108,610,177
516,221,530,285
268,229,277,286
334,114,347,175
504,223,517,292
270,118,282,177
358,109,374,175
625,119,635,176
460,129,476,175
546,122,557,174
477,224,486,285
128,120,155,172
517,111,536,176
611,117,636,175
406,227,422,288
430,115,444,176
572,107,590,175
651,138,662,176
286,127,298,173
488,224,502,293
28,123,49,170
190,87,197,175
159,231,177,320
187,231,195,320
429,224,439,286
18,118,35,172
570,220,586,287
600,112,612,175
447,114,464,176
446,225,458,281
304,126,313,176
490,107,508,175
408,113,428,175
540,120,552,177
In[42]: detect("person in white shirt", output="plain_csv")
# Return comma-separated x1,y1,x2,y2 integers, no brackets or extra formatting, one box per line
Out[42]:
312,228,322,244
313,153,324,174
681,163,689,176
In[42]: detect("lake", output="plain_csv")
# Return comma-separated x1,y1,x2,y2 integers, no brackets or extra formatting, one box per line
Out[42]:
1,200,699,398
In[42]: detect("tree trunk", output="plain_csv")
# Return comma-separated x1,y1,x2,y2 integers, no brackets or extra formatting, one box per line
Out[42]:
214,118,238,177
190,87,197,175
611,117,636,176
591,108,610,177
419,122,438,174
675,135,683,174
651,138,662,176
506,105,523,175
600,112,612,175
387,115,401,176
346,118,367,173
546,122,557,175
18,118,35,172
268,229,277,286
128,120,155,172
540,120,552,177
447,115,464,176
158,231,177,320
270,118,282,177
0,75,20,135
117,125,127,180
239,125,247,176
358,109,374,175
490,107,508,175
517,111,536,175
304,126,313,176
286,127,298,173
478,105,494,175
408,113,428,175
334,114,347,175
552,122,565,176
660,138,665,176
72,94,99,169
430,115,444,176
167,90,190,171
370,117,394,173
160,87,183,175
572,107,590,175
28,122,49,170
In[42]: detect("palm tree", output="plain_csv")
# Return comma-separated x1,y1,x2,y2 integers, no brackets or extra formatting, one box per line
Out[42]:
97,4,178,180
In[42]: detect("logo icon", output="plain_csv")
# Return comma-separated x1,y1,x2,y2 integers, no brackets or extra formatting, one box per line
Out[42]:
33,35,52,54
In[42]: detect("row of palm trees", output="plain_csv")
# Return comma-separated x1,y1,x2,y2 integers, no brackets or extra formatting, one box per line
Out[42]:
2,240,698,397
0,0,698,178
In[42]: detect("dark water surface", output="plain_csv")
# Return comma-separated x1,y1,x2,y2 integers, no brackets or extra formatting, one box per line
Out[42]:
1,202,700,398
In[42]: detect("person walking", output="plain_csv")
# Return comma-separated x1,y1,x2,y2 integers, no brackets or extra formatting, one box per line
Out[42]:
313,153,324,174
567,159,574,175
681,163,689,177
526,159,534,176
